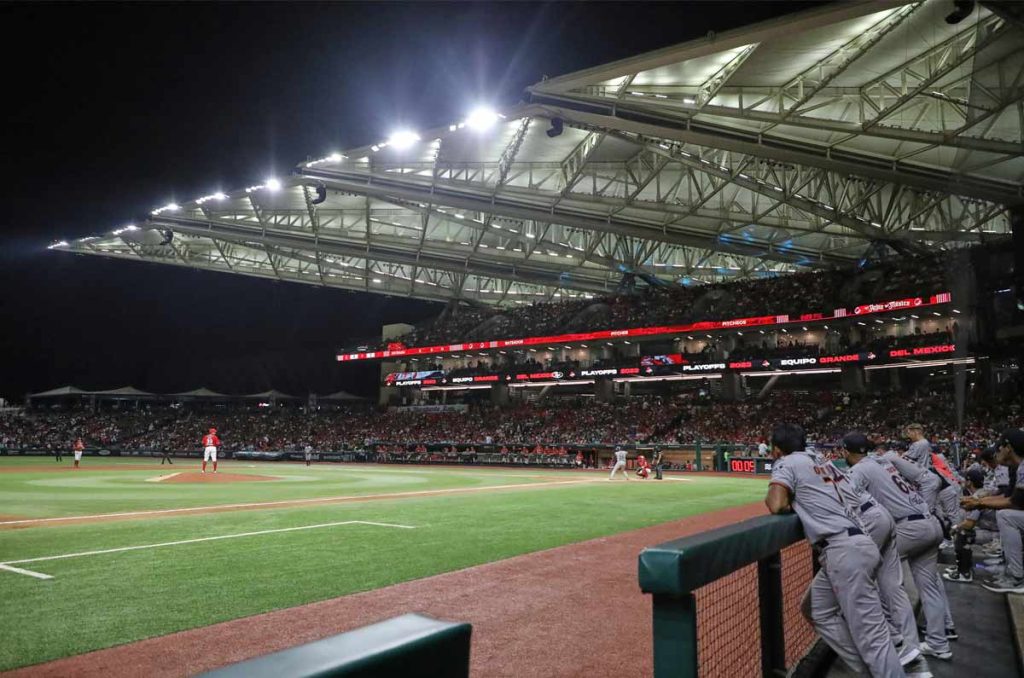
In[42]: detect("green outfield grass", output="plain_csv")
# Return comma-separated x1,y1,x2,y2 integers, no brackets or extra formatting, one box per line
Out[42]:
0,459,766,670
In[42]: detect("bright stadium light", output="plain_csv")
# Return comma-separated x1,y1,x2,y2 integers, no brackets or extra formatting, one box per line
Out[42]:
387,130,420,150
327,153,343,162
466,107,500,131
265,178,282,192
214,192,228,200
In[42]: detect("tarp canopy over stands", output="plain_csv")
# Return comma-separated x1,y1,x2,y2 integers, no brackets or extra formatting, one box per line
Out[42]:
171,388,231,399
241,390,299,400
319,390,369,402
89,386,157,399
27,386,89,399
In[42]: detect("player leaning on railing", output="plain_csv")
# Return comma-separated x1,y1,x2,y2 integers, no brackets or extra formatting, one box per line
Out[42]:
765,423,905,677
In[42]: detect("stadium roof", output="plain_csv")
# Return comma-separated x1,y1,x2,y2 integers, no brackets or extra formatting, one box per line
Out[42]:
53,0,1024,307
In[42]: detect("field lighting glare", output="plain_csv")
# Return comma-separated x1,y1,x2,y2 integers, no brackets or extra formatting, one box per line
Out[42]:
265,178,282,192
466,107,500,131
387,130,421,150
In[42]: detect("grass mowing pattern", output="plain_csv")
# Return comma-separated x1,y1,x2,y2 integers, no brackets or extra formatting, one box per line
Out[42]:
0,460,766,670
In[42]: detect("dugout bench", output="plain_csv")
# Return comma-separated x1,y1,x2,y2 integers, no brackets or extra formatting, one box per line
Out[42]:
200,613,471,678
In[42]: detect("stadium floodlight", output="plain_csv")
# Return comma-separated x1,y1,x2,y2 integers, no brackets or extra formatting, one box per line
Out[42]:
387,130,421,150
214,192,228,200
466,107,500,131
265,178,282,192
327,153,343,162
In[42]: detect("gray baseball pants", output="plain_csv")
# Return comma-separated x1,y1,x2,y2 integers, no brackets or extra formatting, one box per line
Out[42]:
807,531,906,677
938,483,961,527
996,509,1024,579
803,507,917,668
895,515,950,652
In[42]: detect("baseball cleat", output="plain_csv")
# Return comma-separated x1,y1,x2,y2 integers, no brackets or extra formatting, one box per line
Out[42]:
943,570,973,583
917,643,952,660
899,645,921,666
982,576,1024,594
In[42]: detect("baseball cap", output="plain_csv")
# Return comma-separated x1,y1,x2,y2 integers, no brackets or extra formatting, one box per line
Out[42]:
964,468,985,488
979,447,997,462
841,432,872,454
999,429,1024,454
209,427,217,434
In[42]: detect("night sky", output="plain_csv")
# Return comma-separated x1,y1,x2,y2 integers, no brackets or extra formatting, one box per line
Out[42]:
0,1,822,400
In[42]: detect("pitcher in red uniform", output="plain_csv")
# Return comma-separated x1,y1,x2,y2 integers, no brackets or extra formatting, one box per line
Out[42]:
202,428,221,474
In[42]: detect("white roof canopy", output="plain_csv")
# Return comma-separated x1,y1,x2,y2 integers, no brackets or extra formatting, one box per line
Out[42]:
54,0,1023,307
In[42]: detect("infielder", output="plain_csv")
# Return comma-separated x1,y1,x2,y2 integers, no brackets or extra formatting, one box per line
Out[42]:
304,444,313,467
609,447,629,481
766,423,904,677
202,428,220,474
73,438,85,469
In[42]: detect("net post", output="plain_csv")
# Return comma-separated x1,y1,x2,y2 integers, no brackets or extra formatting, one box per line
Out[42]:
652,593,698,678
758,551,786,677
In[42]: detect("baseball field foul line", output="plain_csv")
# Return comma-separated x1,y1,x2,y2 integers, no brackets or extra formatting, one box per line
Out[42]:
145,472,182,483
0,520,415,580
0,478,602,527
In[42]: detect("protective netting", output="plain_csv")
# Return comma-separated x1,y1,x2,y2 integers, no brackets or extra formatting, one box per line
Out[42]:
694,540,816,677
781,541,817,666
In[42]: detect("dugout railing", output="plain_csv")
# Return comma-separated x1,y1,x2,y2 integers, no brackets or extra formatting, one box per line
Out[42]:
639,514,818,678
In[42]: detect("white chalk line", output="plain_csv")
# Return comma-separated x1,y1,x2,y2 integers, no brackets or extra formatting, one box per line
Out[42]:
0,563,53,580
0,520,414,580
0,478,603,527
144,472,181,483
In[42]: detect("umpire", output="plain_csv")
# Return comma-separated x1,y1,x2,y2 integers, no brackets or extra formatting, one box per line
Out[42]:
652,446,665,480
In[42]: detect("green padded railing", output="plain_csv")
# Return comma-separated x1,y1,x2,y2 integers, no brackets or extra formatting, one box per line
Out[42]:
638,514,807,678
200,613,472,678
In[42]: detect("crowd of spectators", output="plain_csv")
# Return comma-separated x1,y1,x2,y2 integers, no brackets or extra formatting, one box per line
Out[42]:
3,378,1018,457
361,253,949,352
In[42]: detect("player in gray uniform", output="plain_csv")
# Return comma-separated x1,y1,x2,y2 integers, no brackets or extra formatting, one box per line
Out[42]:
876,446,954,655
608,447,629,481
905,425,960,529
903,427,942,511
766,423,905,677
944,468,997,583
849,434,952,660
962,429,1024,593
839,434,922,662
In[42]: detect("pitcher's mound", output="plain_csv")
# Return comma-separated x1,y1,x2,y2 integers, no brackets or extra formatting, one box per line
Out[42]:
162,472,279,483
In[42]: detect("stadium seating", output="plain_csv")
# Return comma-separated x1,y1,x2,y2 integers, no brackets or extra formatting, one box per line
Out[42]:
354,254,948,353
